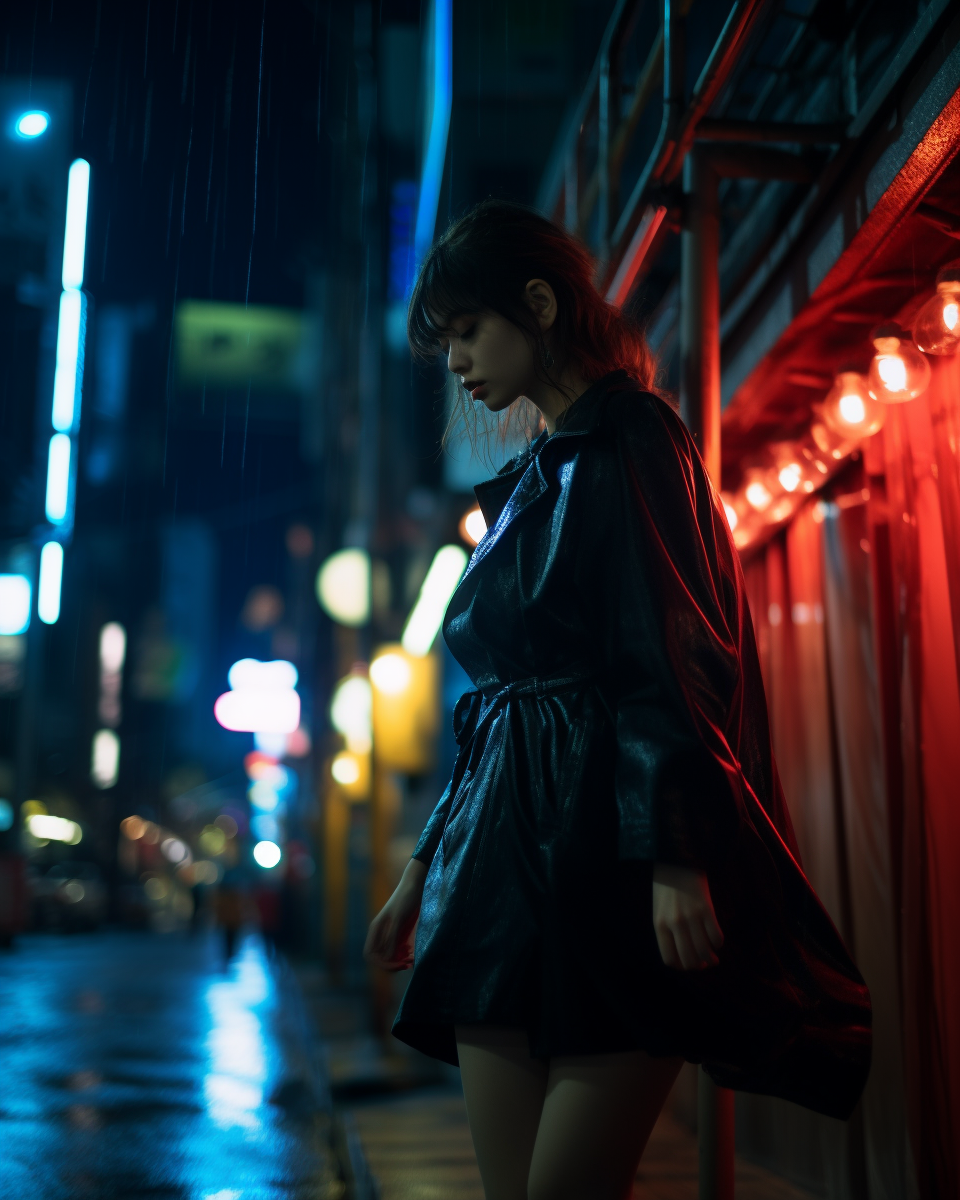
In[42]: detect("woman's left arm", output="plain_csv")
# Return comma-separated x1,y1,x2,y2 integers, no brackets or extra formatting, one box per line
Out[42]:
595,393,745,967
598,392,742,871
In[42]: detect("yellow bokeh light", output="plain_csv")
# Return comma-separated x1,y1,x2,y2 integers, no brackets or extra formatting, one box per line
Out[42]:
199,825,227,855
369,652,413,696
144,876,169,901
331,752,360,785
370,643,439,773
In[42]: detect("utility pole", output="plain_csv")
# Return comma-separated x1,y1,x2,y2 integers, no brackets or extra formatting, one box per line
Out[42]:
679,134,817,1200
679,145,734,1200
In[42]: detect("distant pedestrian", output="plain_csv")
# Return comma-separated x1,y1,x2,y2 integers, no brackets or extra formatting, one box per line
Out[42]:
215,869,245,961
253,883,280,953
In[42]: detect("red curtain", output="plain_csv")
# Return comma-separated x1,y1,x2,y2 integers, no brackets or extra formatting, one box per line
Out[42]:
735,359,960,1199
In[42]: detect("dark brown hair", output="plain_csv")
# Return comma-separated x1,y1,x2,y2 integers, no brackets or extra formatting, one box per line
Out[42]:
408,199,656,393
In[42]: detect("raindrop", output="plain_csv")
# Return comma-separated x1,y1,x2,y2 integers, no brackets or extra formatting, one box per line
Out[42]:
141,81,153,176
205,103,217,220
241,383,251,474
100,211,111,282
246,0,267,305
224,33,236,132
181,121,193,236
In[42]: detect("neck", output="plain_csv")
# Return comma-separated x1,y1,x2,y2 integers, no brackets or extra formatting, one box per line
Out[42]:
526,364,592,434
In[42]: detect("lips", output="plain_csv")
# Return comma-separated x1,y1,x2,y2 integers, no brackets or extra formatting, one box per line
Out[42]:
464,379,486,399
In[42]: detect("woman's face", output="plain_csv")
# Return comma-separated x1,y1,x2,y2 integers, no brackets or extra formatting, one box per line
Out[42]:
440,309,540,415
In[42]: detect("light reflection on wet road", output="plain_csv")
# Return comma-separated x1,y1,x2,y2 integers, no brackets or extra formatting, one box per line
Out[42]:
0,931,336,1199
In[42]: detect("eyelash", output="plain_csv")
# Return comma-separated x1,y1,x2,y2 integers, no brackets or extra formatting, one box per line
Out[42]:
441,323,477,354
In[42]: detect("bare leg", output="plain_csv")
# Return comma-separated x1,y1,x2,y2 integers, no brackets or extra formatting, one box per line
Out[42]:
456,1026,549,1200
527,1050,682,1200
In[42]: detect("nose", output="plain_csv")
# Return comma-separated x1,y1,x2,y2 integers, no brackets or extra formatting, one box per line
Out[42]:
447,340,470,377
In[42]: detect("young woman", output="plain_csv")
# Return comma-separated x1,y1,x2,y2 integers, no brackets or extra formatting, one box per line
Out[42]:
365,201,871,1200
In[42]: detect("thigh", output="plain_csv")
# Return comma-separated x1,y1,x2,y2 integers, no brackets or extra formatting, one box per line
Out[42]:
527,1050,682,1200
456,1025,549,1200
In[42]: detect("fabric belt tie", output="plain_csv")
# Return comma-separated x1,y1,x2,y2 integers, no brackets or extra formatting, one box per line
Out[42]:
452,671,596,751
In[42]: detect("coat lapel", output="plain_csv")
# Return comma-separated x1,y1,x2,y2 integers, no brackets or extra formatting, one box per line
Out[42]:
465,455,548,578
462,373,631,583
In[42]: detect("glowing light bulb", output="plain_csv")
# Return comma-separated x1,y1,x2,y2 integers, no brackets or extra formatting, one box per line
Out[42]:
838,393,865,424
821,372,885,439
778,463,802,493
721,499,738,531
877,354,906,393
868,328,930,402
913,268,960,355
745,480,772,511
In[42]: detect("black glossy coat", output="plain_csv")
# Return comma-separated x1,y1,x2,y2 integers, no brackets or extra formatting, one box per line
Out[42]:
393,372,871,1119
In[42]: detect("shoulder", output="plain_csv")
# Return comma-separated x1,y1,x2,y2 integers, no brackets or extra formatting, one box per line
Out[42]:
589,388,697,477
601,387,688,442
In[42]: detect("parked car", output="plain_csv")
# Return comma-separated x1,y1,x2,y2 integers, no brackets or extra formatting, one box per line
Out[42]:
30,862,108,931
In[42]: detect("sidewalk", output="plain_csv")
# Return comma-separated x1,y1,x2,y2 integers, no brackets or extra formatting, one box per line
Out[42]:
293,963,818,1200
348,1085,818,1200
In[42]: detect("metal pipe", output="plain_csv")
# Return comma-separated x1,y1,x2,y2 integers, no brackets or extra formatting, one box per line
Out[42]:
605,203,668,306
577,26,663,237
538,0,628,224
662,0,768,182
609,0,683,251
598,48,611,258
695,117,845,144
679,146,721,484
626,147,738,1200
564,149,579,232
611,0,766,251
595,0,632,256
703,144,818,181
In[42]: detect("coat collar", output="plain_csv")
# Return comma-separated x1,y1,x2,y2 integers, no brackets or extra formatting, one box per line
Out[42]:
464,372,636,580
473,370,634,528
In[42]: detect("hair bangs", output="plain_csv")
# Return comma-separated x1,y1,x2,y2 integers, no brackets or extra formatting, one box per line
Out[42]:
407,250,488,362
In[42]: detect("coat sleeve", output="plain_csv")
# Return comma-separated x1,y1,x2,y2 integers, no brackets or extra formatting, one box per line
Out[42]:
598,393,749,869
412,687,483,865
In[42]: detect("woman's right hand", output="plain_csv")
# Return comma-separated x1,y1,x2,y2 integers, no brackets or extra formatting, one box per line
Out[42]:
364,857,428,971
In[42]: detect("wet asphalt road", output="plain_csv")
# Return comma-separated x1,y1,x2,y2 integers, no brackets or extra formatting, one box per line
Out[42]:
0,930,339,1200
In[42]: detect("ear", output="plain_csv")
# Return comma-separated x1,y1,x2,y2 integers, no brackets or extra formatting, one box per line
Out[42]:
524,279,558,332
